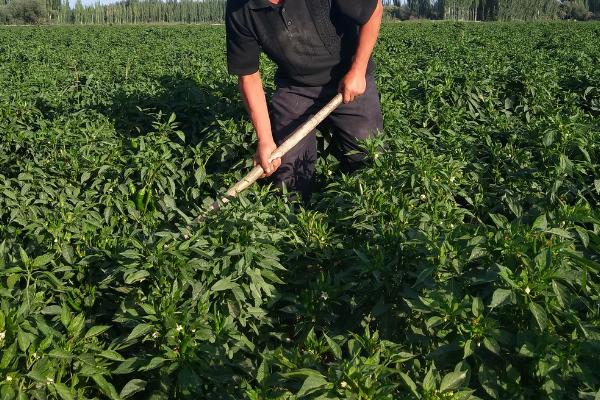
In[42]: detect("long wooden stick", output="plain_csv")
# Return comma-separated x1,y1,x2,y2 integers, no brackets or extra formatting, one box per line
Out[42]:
207,93,343,212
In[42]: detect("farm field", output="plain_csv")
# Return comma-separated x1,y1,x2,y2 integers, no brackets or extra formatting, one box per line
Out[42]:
0,22,599,399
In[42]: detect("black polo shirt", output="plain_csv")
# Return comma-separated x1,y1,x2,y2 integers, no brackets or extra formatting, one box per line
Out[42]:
226,0,378,86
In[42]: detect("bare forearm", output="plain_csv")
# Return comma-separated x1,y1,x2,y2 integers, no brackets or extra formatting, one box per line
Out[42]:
238,72,281,177
238,72,274,145
350,0,383,74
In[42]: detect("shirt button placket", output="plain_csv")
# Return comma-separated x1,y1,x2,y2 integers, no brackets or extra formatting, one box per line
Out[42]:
282,8,294,37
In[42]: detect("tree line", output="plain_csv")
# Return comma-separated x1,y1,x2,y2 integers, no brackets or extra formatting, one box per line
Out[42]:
0,0,598,25
0,0,226,24
385,0,599,20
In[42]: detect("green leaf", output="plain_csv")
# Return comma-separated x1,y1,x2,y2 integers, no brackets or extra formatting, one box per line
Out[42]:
48,349,73,360
260,269,285,284
84,325,111,339
68,313,85,338
17,329,32,352
210,278,239,292
0,342,17,368
575,226,590,248
548,228,573,240
92,374,121,400
18,247,30,265
471,296,483,317
61,244,75,265
99,350,126,362
529,302,548,330
27,358,50,382
488,213,507,229
489,288,514,309
282,369,328,379
532,214,547,231
542,130,554,147
124,270,150,284
60,304,71,329
551,281,569,308
53,383,74,400
483,337,500,355
400,372,418,395
469,246,486,261
518,343,535,357
194,166,206,186
120,250,140,259
296,375,329,397
506,197,522,218
256,359,267,385
119,379,146,399
440,370,468,392
423,366,437,392
140,357,166,371
32,253,53,268
463,339,475,359
164,195,176,210
324,333,342,360
126,323,153,342
80,171,91,184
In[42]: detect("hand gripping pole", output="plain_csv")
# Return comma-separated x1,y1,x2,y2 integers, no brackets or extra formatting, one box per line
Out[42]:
207,93,344,212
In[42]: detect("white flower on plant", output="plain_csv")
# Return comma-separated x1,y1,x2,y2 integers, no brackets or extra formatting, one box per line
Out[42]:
420,194,427,201
6,375,12,382
46,377,54,384
0,331,5,341
53,238,58,243
320,292,329,301
183,234,190,240
152,331,160,339
525,287,531,294
176,324,183,333
450,176,456,183
340,381,348,389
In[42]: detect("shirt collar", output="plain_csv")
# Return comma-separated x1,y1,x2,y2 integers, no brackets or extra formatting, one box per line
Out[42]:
248,0,277,9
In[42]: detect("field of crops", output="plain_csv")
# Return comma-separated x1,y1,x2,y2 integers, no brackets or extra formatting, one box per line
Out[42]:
1,22,599,399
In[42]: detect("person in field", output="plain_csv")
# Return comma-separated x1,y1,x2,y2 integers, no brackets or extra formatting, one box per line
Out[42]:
226,0,384,201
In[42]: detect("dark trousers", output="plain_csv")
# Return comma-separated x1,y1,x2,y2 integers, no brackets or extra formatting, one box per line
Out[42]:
268,73,384,200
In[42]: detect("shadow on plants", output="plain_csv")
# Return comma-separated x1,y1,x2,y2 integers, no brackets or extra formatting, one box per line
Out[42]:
93,74,244,144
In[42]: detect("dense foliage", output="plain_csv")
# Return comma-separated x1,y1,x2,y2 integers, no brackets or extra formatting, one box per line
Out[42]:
1,22,599,399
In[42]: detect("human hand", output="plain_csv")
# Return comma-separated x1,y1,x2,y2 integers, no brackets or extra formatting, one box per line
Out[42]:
338,68,367,104
254,139,281,178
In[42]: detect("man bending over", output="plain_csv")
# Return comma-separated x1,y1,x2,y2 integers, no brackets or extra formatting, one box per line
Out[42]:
226,0,384,201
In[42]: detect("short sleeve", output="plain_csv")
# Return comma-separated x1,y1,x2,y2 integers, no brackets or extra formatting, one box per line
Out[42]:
226,3,260,76
333,0,378,25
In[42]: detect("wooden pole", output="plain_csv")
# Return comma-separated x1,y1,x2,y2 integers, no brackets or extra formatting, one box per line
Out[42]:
206,93,344,213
